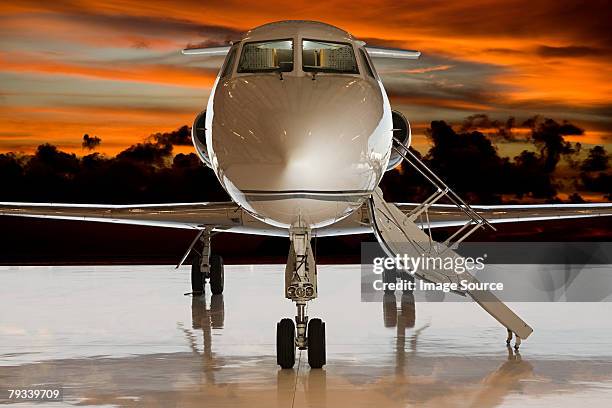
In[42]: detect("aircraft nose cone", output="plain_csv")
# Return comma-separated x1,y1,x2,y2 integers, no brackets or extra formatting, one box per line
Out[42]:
210,75,390,194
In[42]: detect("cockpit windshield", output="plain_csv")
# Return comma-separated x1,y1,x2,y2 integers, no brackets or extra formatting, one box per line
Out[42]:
237,39,294,73
302,39,358,74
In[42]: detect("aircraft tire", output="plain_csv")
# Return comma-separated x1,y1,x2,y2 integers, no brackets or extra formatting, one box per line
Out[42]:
307,318,326,368
191,254,204,294
277,318,296,369
210,255,224,295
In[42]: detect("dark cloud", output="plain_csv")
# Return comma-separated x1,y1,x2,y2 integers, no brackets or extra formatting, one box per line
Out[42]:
396,118,556,201
4,2,611,150
381,53,509,113
26,0,610,48
581,145,609,172
0,126,227,203
581,172,612,200
381,49,610,131
523,117,583,172
116,142,173,165
5,6,244,52
568,192,586,203
131,40,150,49
364,0,612,49
58,11,244,40
383,116,600,202
82,134,101,150
115,126,194,165
0,131,34,138
485,48,526,55
424,120,539,201
148,126,192,146
48,11,245,49
1,120,608,205
537,45,606,58
184,39,233,49
460,114,518,142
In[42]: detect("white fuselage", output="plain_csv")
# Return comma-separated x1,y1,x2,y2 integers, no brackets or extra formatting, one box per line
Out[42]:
202,21,393,229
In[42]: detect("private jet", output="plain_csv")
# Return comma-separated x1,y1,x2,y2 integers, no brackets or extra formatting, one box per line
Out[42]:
2,20,612,369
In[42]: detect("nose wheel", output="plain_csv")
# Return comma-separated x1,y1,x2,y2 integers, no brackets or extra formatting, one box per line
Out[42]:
307,318,326,368
277,318,296,369
276,316,326,369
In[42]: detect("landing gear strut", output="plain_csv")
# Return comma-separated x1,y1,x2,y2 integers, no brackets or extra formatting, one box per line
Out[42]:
190,228,224,295
276,221,326,369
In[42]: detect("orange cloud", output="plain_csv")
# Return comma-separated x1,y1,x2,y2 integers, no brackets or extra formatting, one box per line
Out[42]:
0,0,610,155
0,52,216,88
391,95,493,112
402,65,454,74
0,105,196,155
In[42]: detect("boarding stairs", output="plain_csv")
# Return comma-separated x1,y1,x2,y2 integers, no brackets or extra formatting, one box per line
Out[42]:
367,138,533,340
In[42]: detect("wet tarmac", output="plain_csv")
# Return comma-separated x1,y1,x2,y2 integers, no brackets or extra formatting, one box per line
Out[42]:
2,265,612,407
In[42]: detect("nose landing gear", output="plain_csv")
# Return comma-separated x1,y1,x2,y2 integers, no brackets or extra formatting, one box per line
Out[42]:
276,222,326,369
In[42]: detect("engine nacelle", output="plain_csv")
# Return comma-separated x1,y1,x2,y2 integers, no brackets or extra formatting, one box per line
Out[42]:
192,110,212,167
386,110,411,171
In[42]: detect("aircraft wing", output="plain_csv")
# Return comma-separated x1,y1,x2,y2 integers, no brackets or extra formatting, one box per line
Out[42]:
398,203,612,229
0,201,289,236
1,201,611,237
365,46,421,59
318,201,612,236
181,45,231,56
0,201,240,229
180,44,421,59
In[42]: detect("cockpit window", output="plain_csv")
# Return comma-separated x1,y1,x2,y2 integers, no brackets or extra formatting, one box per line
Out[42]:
220,44,238,78
302,39,358,74
359,48,375,79
237,39,294,73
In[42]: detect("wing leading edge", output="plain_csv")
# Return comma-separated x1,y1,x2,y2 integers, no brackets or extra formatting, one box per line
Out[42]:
181,45,231,56
0,201,284,237
180,45,421,60
364,46,421,59
0,201,241,229
399,202,612,229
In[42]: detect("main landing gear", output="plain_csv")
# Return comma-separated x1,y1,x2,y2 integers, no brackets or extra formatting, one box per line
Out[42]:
190,228,224,295
276,222,326,369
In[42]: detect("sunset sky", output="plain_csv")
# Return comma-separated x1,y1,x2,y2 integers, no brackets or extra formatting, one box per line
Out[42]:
1,0,611,155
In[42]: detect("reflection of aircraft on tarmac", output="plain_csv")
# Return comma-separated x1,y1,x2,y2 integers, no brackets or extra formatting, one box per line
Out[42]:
180,292,534,407
2,20,612,369
177,294,225,385
0,290,541,406
379,292,533,407
179,294,225,355
275,292,535,407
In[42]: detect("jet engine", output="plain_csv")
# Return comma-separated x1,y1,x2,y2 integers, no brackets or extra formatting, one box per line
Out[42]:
386,110,411,171
192,110,212,167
